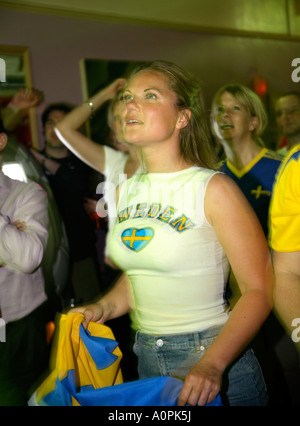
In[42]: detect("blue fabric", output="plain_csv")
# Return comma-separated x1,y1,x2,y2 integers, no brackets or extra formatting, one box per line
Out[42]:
79,325,119,370
31,314,222,406
42,376,73,406
221,150,282,237
76,376,223,406
42,374,222,406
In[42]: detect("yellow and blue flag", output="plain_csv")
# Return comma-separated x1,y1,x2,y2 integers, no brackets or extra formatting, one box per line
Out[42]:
29,313,222,406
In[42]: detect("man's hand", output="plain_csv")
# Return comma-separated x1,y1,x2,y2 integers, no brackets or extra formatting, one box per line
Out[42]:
8,88,44,112
0,219,26,267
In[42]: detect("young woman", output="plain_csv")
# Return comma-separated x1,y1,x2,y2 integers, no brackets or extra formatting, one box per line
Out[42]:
70,61,274,406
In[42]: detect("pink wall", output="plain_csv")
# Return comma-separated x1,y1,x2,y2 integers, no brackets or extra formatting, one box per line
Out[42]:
1,8,300,145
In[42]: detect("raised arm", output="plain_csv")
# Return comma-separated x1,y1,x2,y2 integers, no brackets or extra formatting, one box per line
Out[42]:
55,78,126,173
1,88,43,132
178,174,274,406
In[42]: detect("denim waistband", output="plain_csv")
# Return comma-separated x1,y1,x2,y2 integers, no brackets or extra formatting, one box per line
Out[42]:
135,323,224,350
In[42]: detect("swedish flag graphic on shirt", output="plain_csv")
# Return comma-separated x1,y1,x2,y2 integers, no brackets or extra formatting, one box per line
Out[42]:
121,228,154,252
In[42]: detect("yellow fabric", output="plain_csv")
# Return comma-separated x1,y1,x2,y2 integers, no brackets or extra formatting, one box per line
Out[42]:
36,313,123,405
226,148,268,178
269,144,300,252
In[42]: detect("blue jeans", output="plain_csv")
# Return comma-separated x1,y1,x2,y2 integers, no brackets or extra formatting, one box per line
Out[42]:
133,325,268,406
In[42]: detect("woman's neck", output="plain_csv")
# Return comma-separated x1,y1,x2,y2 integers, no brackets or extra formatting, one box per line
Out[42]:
124,147,141,178
142,144,192,173
222,138,263,170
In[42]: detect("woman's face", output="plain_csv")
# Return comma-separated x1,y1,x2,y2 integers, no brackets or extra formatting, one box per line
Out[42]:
119,69,184,147
213,91,257,142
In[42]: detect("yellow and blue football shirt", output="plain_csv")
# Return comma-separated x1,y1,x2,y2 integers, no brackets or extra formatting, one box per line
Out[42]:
221,148,282,237
269,144,300,252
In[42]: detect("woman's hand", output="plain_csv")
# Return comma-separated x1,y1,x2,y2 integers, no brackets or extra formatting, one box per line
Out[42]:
103,78,127,100
177,358,222,406
69,302,105,329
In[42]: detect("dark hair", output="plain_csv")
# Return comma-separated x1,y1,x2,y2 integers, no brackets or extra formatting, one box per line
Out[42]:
126,60,219,170
41,102,74,128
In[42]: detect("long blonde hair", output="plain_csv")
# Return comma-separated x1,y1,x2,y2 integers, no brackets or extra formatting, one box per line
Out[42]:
126,60,219,170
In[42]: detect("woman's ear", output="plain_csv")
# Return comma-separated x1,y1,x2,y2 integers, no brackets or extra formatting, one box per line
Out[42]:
249,116,259,132
0,132,8,153
176,109,191,129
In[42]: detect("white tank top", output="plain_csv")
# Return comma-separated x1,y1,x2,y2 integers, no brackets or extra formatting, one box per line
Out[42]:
109,166,230,335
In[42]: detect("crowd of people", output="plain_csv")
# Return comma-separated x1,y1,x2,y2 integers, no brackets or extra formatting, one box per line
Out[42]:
0,60,299,406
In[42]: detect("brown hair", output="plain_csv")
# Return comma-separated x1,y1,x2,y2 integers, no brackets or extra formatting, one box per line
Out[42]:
126,60,219,170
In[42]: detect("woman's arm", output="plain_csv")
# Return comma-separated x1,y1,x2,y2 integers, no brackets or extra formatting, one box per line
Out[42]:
55,78,126,173
69,272,134,329
178,174,274,406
